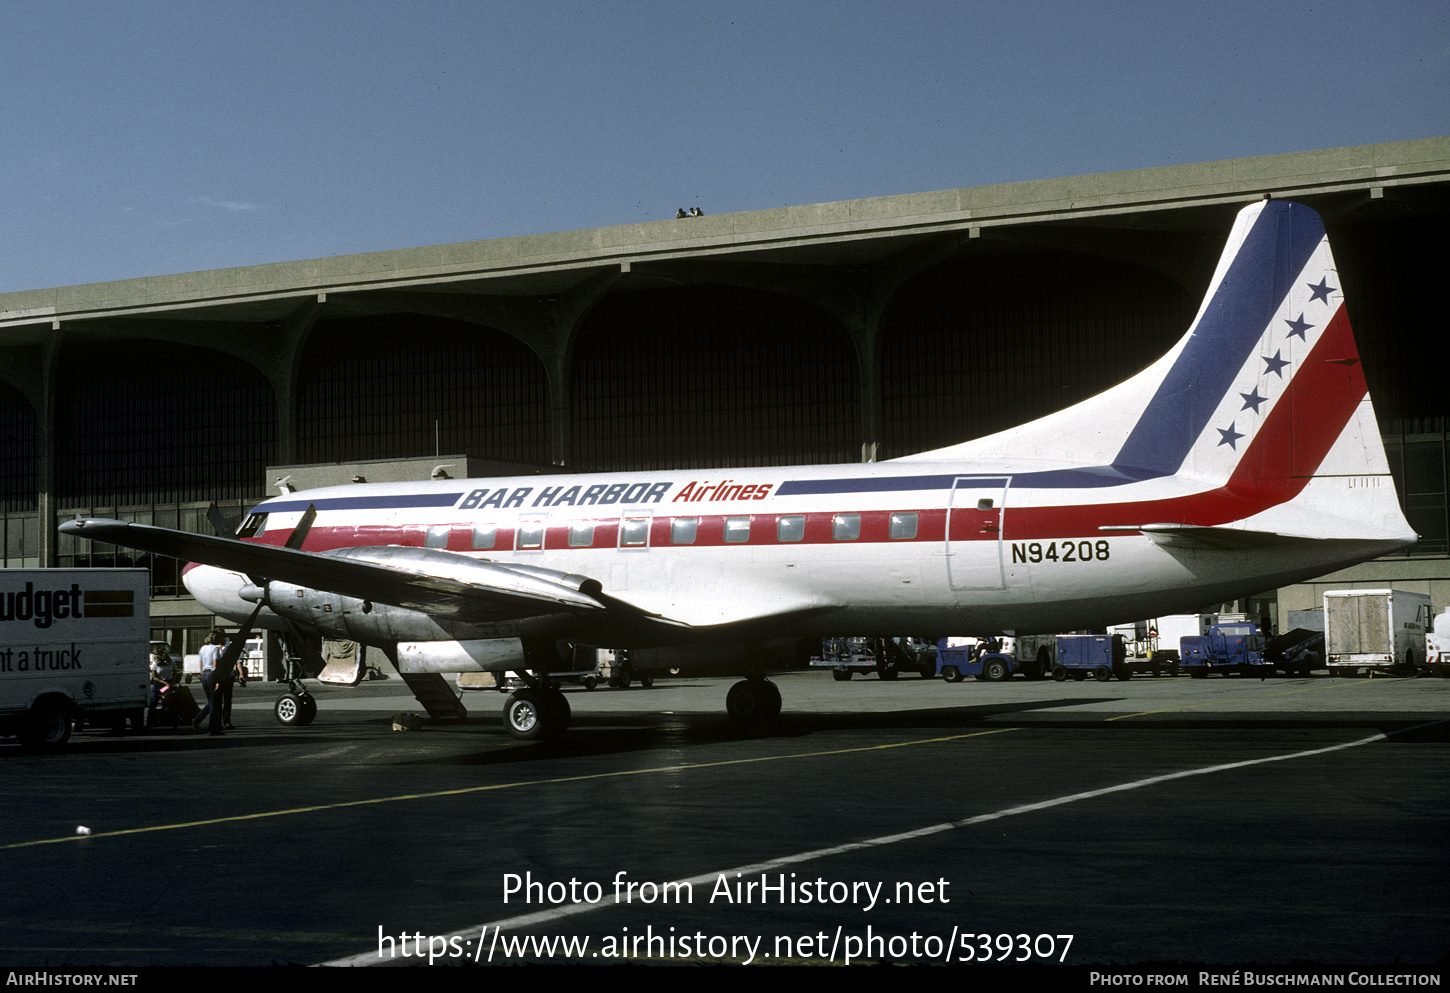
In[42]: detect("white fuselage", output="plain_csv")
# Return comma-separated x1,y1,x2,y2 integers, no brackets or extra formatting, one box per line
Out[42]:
184,456,1406,645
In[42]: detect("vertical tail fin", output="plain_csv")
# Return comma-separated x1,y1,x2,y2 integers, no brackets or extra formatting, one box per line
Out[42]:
900,198,1414,543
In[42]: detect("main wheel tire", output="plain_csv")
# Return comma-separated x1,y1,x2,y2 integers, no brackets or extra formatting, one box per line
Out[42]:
726,679,775,725
19,703,72,751
759,679,782,720
504,689,562,740
297,695,318,725
1052,665,1068,682
983,659,1009,682
275,693,308,726
942,666,963,683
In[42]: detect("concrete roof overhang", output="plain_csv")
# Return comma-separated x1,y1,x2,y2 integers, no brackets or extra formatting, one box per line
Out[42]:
2,136,1448,347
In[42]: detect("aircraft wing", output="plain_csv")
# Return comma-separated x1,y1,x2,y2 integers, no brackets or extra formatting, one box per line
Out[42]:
58,517,829,631
59,517,611,623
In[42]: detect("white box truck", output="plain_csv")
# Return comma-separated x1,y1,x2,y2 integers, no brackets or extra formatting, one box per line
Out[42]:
1323,589,1432,675
0,569,150,749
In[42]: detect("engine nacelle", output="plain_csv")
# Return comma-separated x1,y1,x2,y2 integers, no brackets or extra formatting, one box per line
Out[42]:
239,544,601,643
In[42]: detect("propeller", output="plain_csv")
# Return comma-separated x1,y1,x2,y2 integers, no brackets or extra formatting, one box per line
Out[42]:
207,502,318,682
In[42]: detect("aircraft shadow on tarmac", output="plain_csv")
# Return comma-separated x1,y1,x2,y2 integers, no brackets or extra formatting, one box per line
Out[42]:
11,697,1445,765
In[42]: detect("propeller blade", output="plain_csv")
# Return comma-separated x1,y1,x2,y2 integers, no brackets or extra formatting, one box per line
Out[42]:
206,503,238,540
217,601,265,672
284,503,318,550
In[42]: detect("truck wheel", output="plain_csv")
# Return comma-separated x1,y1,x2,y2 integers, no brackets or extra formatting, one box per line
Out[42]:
941,666,962,683
1094,666,1112,682
878,666,898,681
638,669,655,688
983,659,1009,682
832,669,852,681
19,703,72,751
1052,666,1068,682
1114,664,1132,681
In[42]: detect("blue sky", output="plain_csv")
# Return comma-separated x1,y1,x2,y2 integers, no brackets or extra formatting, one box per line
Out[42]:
2,0,1446,293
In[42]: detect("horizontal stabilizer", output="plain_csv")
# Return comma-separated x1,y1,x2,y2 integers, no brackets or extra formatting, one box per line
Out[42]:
1097,523,1312,551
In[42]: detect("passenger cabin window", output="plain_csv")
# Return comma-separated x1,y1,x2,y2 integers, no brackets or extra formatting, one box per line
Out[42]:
620,517,650,547
833,513,860,540
671,518,698,544
472,525,496,550
569,522,595,547
517,520,545,550
889,512,918,539
777,515,805,542
425,525,451,549
724,517,751,543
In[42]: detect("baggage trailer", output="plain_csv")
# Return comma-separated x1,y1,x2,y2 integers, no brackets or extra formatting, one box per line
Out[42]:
1053,634,1130,681
0,569,150,750
812,637,935,681
1324,589,1432,675
1180,621,1270,677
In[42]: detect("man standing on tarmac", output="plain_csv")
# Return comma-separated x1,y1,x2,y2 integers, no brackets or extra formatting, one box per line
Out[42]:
206,629,247,736
193,630,221,732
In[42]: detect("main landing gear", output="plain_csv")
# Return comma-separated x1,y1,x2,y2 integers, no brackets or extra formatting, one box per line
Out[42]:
725,675,782,727
502,679,572,741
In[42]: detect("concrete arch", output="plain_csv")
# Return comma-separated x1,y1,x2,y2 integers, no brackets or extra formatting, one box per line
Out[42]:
570,284,859,471
879,248,1198,460
55,339,277,507
296,314,550,466
0,379,37,513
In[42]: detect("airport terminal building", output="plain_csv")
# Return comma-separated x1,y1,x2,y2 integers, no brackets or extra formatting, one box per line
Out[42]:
2,136,1447,659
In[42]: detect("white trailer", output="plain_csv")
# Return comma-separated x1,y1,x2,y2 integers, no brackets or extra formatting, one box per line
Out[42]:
0,569,150,749
1323,589,1432,675
1425,609,1450,677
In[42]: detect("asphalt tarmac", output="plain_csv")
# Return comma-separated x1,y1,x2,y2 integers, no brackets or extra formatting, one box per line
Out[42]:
1,669,1447,975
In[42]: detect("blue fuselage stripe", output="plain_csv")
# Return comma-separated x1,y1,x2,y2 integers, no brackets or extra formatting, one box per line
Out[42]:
262,494,467,513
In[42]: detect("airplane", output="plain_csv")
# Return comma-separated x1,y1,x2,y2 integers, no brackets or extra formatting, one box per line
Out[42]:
60,197,1417,739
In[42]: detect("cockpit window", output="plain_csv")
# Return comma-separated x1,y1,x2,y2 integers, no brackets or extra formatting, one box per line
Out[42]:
237,513,268,538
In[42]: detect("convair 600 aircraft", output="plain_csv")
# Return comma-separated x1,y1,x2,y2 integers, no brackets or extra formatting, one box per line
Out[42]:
62,199,1416,738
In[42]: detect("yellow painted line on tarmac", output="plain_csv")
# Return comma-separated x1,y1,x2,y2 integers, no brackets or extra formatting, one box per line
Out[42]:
0,727,1017,852
1104,676,1376,722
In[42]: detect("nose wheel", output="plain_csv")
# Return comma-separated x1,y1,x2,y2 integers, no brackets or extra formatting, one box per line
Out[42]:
275,690,318,726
